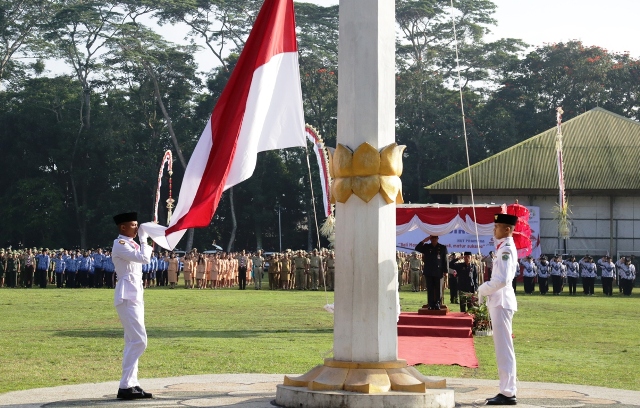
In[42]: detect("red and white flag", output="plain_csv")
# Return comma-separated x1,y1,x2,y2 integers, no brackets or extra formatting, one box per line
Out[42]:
141,0,305,250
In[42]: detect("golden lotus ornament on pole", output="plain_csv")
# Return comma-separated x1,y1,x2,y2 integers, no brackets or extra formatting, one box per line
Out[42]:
329,142,405,204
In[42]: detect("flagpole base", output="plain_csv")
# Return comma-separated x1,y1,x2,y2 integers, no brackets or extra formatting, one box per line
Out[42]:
276,359,453,407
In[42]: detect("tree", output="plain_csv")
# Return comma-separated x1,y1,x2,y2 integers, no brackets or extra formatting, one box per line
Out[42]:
108,22,201,169
396,0,523,91
42,1,149,247
479,41,640,155
296,3,339,144
0,76,83,247
394,0,524,201
0,0,50,83
154,0,262,71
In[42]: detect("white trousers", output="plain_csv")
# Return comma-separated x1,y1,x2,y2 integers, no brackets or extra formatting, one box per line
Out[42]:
116,299,147,389
489,306,517,397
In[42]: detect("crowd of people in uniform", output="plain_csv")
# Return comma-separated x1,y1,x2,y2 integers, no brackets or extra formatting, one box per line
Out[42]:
0,246,337,292
397,250,638,305
2,245,636,299
518,254,636,296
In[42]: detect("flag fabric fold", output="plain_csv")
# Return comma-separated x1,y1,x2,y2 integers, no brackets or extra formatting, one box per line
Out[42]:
141,0,305,250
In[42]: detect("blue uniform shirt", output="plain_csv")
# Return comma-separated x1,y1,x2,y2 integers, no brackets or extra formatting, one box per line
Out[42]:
36,254,51,270
66,258,78,272
52,258,66,273
92,253,104,269
77,255,91,271
103,256,114,273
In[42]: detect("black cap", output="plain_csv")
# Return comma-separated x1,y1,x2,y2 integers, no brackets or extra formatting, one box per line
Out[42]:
113,212,138,225
464,251,472,256
494,213,518,226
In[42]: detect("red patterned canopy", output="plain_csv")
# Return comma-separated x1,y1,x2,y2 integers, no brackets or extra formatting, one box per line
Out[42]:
506,203,532,257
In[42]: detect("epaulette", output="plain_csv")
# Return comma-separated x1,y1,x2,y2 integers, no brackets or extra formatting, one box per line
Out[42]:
119,240,126,245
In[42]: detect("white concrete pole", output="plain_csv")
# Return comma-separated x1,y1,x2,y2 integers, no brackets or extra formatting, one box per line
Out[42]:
333,0,397,363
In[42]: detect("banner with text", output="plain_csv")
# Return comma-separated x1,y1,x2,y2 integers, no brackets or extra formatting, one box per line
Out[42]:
397,206,541,258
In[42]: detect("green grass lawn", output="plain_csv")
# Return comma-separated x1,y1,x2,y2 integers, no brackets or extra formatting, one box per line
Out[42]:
1,284,639,393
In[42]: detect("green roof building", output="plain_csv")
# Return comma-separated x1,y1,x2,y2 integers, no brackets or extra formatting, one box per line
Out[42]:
426,108,640,257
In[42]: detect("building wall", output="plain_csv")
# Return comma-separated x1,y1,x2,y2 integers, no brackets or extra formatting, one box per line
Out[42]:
456,194,640,257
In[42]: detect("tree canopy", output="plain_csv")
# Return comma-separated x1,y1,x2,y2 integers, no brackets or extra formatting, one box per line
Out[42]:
0,0,638,251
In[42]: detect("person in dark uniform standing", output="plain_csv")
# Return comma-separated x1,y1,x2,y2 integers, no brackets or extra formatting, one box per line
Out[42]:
6,251,19,288
237,250,249,290
449,252,478,312
415,235,448,310
0,249,5,288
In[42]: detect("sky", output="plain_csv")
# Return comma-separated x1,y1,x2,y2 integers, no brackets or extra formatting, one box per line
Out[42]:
311,0,640,58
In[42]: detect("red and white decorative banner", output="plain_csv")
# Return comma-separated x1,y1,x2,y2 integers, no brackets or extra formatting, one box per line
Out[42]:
396,204,505,237
153,150,173,225
305,125,332,217
556,107,566,211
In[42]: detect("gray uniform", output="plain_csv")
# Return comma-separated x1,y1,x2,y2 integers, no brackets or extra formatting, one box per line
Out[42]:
252,255,264,289
309,255,322,291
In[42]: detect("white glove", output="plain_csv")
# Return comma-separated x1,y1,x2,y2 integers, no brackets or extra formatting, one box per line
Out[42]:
138,227,149,243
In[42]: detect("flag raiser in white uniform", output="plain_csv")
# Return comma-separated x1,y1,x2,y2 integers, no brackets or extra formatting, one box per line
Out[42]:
478,235,518,399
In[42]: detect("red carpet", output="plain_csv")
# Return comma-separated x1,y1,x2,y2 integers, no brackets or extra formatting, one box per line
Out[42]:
397,312,479,368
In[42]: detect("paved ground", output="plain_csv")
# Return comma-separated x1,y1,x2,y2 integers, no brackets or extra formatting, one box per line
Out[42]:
0,374,639,407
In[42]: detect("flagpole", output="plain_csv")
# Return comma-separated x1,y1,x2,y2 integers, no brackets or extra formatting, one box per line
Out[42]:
277,0,453,406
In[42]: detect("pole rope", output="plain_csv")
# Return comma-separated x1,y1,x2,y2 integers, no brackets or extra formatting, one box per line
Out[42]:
450,0,481,255
304,145,331,309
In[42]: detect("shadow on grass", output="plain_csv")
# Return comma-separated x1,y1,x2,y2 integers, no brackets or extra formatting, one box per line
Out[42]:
52,328,333,339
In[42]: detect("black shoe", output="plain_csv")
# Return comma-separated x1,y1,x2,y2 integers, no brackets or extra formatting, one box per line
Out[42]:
134,386,153,398
486,393,517,405
117,387,146,400
435,302,440,309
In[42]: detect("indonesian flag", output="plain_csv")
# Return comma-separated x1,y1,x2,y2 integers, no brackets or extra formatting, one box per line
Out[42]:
141,0,305,250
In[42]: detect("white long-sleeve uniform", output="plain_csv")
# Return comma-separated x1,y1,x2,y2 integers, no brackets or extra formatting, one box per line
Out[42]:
563,260,579,278
478,236,517,398
520,259,536,277
112,234,152,389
